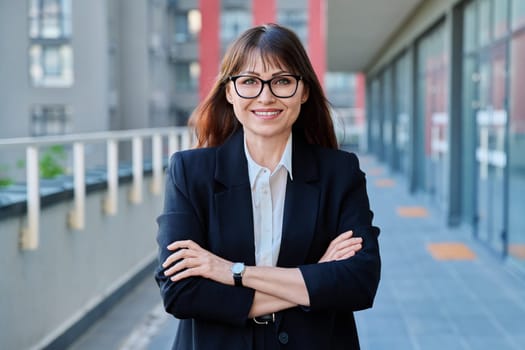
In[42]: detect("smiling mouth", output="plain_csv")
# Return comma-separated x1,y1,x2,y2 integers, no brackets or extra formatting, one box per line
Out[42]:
252,110,281,119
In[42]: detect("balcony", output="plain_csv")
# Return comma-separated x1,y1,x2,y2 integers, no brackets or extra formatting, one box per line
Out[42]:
0,127,192,350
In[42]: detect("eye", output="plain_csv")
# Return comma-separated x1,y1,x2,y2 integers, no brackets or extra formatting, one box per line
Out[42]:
238,76,260,85
272,76,293,85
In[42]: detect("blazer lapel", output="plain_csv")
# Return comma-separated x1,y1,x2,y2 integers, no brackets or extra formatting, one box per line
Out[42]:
277,134,320,267
214,129,256,266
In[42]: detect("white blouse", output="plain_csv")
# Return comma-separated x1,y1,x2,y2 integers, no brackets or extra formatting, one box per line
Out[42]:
244,134,293,267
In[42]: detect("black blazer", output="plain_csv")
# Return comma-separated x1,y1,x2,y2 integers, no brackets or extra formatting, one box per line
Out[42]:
155,129,381,350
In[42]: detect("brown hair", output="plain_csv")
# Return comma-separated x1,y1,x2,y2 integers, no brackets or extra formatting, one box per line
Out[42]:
190,23,337,149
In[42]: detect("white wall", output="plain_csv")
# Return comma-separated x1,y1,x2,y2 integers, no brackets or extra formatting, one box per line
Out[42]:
0,177,162,350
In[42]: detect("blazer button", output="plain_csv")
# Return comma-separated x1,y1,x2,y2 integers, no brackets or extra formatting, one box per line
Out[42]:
278,331,289,344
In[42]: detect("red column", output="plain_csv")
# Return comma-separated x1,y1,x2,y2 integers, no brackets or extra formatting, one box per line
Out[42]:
253,0,275,25
354,73,366,126
199,0,220,99
308,0,326,88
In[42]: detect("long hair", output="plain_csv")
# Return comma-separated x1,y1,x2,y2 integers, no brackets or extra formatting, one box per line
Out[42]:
190,23,337,149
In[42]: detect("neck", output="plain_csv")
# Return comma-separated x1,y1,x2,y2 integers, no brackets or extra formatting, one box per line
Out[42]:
245,132,290,171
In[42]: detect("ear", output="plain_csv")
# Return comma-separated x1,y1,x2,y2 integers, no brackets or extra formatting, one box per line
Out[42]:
301,86,309,104
225,85,234,104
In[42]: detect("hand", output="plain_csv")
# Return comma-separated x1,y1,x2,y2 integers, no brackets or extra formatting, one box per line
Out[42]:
318,230,362,263
162,240,233,285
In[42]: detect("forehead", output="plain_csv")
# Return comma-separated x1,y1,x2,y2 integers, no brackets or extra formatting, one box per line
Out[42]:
238,49,290,74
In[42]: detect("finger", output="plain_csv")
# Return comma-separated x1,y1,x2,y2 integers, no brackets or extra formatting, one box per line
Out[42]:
167,239,199,251
163,260,184,277
325,239,362,261
334,244,362,260
335,237,363,251
170,266,197,282
336,230,354,241
330,230,354,246
162,246,201,267
169,258,206,281
164,257,198,276
162,248,188,268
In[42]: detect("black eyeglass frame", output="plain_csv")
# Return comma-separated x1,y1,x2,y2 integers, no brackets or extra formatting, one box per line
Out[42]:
228,74,303,99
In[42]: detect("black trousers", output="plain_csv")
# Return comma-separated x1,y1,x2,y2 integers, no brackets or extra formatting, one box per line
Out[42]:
253,322,280,350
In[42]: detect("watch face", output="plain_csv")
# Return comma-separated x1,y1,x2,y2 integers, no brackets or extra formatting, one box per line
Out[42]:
232,263,244,274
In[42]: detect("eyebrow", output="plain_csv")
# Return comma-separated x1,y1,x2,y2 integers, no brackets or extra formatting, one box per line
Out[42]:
238,70,290,77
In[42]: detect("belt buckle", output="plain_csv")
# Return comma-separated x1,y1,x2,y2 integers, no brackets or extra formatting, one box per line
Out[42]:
253,313,275,325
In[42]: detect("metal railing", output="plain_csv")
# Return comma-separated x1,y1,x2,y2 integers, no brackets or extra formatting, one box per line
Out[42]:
0,127,192,250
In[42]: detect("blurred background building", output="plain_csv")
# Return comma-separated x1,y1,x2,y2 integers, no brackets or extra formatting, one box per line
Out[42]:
1,0,524,349
0,0,363,136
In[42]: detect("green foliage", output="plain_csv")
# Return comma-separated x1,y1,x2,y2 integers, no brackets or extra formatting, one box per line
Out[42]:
39,145,67,179
0,145,67,187
0,164,13,188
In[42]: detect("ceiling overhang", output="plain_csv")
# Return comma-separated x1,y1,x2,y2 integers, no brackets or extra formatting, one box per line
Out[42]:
326,0,423,73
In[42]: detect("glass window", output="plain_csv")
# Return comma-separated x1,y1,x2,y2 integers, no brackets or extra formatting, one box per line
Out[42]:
512,0,525,30
29,44,73,87
416,24,449,206
175,62,199,92
277,10,308,45
492,0,509,40
174,13,189,43
479,0,491,47
29,0,72,39
464,0,478,53
220,10,251,45
28,0,73,87
369,78,382,155
175,10,202,43
382,68,394,157
325,72,355,107
508,31,525,262
31,105,72,136
395,52,411,174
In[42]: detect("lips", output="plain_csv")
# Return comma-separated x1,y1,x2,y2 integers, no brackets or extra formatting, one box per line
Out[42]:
252,109,282,120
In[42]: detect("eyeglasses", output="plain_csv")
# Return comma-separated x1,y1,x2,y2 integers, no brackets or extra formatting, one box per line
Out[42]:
229,74,303,99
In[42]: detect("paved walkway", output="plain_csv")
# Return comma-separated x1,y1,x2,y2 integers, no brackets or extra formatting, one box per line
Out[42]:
67,154,525,350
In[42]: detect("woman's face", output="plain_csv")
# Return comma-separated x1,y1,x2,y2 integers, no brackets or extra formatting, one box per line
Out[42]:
225,55,308,143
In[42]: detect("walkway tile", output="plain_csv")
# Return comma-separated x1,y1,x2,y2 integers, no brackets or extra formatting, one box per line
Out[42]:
396,206,429,217
509,244,525,259
374,178,396,187
426,242,477,260
354,155,525,350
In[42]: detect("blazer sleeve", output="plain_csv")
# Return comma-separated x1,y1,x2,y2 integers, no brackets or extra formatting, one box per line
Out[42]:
299,152,381,312
154,152,255,326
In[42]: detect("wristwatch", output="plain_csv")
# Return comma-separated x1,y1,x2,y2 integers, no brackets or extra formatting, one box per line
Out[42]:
231,262,245,287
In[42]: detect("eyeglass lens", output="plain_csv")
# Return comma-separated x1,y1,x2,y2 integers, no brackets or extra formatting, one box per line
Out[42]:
233,75,300,98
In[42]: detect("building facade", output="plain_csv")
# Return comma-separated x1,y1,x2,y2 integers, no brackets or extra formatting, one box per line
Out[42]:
366,0,525,271
0,0,331,139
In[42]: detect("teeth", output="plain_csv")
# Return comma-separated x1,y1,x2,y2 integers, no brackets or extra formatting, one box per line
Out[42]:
254,111,279,116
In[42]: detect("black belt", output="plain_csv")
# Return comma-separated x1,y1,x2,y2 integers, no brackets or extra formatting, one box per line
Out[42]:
253,313,275,325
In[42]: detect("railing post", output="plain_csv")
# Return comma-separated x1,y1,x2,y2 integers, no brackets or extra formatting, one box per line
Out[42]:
168,132,177,162
104,139,118,215
129,136,143,204
182,130,191,150
151,134,163,195
20,146,40,250
68,142,85,229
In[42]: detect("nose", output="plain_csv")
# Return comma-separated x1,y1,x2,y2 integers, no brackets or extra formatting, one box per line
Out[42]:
257,82,275,102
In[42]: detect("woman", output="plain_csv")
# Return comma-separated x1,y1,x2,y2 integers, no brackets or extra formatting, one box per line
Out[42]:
155,23,380,350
